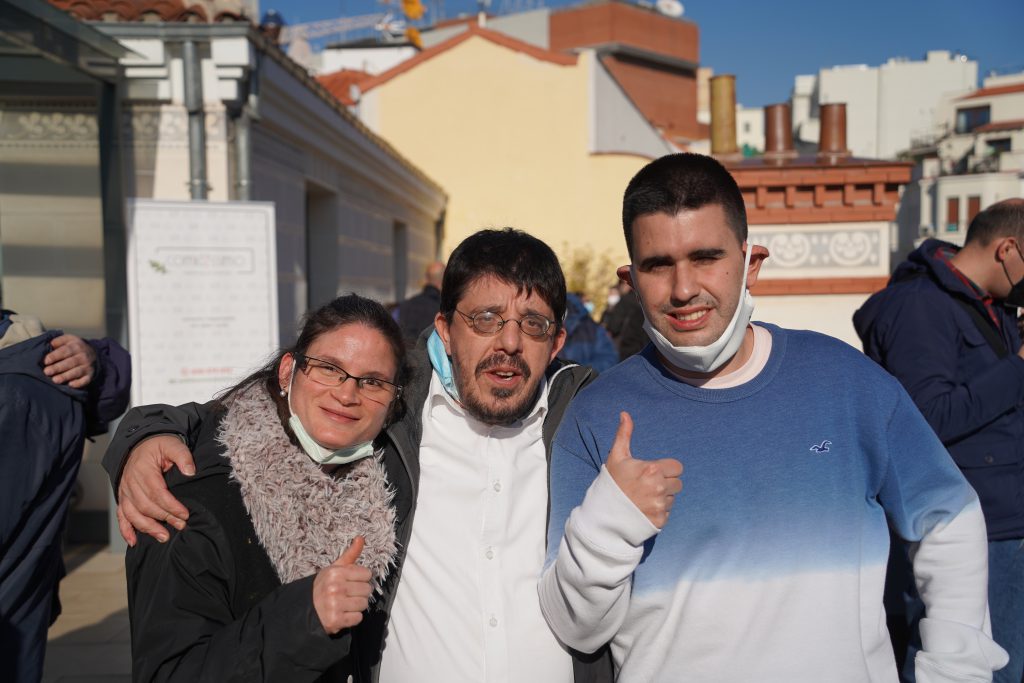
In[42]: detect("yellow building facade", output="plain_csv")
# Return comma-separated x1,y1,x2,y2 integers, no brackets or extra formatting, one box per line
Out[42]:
357,27,674,272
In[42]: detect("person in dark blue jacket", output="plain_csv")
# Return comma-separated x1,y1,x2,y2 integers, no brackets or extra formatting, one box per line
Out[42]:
0,310,131,683
558,293,619,372
853,198,1024,683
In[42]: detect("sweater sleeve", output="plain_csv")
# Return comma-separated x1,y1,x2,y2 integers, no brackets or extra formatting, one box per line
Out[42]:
126,502,351,682
878,391,1008,681
867,291,1024,445
539,424,659,654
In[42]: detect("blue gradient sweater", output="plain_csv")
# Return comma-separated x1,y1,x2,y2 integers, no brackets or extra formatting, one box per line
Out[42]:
541,324,1006,682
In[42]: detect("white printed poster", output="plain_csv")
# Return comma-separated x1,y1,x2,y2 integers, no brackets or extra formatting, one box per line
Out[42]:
126,199,279,407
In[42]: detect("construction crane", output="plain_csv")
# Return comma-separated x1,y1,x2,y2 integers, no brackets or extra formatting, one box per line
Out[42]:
279,13,396,47
279,12,408,70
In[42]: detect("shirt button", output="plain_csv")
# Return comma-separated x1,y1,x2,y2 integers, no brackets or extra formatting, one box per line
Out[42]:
493,481,502,492
489,616,498,627
485,547,494,560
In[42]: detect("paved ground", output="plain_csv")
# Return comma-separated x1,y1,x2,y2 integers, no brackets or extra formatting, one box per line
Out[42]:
43,544,130,683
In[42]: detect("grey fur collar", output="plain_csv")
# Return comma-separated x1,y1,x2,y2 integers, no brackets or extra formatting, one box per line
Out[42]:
218,383,397,590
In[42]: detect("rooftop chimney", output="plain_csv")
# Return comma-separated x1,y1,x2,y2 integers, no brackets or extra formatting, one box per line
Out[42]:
818,103,850,163
763,103,796,162
710,74,739,157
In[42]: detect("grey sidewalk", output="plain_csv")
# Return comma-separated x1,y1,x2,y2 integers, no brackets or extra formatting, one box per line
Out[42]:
44,545,130,683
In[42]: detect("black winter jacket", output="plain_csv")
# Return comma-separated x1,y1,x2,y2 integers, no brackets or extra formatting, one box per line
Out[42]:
854,238,1024,540
125,409,354,683
396,285,441,345
1,326,130,672
104,332,612,683
1,332,92,618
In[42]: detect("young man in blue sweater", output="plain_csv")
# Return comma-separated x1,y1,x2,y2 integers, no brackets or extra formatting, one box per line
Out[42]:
539,153,1008,682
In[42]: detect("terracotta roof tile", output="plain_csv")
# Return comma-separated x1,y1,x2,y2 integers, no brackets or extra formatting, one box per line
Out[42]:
48,0,247,23
317,69,373,106
974,118,1024,133
360,24,576,93
958,83,1024,100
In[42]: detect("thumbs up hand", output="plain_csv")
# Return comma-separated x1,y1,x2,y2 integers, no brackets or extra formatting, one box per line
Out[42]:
606,412,684,528
312,536,373,634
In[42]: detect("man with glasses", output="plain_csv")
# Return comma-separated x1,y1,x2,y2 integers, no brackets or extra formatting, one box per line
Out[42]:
102,228,611,682
855,198,1024,682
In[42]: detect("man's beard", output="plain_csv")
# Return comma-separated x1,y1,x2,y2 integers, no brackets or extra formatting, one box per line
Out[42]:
453,352,540,426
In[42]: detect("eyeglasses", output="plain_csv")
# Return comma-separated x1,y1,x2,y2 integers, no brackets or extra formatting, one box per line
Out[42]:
456,309,555,338
295,353,402,401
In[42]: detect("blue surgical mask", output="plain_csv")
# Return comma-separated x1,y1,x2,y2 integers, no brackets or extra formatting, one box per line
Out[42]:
427,330,460,401
285,369,376,466
634,244,756,374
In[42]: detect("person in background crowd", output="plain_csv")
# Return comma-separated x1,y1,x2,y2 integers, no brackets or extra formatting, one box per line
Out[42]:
855,198,1024,683
396,261,445,345
0,310,130,683
559,292,618,372
602,279,647,360
599,284,620,322
540,153,1006,683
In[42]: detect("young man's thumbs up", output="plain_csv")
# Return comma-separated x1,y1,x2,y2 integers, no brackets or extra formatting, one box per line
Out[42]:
605,412,684,528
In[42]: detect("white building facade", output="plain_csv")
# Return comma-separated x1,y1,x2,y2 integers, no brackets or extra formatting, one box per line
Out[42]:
736,104,764,154
896,73,1024,255
1,10,446,545
793,50,978,160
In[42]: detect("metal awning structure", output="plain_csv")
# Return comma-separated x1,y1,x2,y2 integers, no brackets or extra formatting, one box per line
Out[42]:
0,0,131,84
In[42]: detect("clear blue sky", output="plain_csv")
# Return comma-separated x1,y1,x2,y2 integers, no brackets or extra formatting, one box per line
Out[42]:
273,0,1024,107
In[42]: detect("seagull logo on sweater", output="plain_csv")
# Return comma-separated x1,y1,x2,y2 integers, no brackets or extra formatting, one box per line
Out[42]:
809,440,832,453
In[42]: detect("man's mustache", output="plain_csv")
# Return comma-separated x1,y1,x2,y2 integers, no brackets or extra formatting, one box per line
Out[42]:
476,354,531,379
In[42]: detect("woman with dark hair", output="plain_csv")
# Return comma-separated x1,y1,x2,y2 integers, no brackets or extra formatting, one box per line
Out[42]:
126,294,406,682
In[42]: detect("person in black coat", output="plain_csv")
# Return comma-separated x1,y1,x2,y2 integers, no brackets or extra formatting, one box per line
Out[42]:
602,281,647,360
854,198,1024,683
124,295,406,682
0,311,130,683
396,261,444,345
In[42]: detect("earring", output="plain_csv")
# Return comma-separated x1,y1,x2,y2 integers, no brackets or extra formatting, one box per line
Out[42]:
279,389,287,397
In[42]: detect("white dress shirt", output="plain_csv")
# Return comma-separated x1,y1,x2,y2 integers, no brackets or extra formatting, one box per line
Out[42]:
378,372,574,683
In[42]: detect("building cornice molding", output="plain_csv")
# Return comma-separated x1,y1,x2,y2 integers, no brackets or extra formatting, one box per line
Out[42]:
95,21,445,202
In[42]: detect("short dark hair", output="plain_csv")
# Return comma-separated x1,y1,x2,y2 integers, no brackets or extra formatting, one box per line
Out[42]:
218,293,407,427
622,153,748,259
964,198,1024,246
440,228,566,329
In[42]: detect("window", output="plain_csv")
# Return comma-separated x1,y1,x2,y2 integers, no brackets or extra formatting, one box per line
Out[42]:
955,106,990,134
946,197,960,232
967,196,981,224
392,221,407,302
743,122,751,133
988,138,1012,155
305,184,338,309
